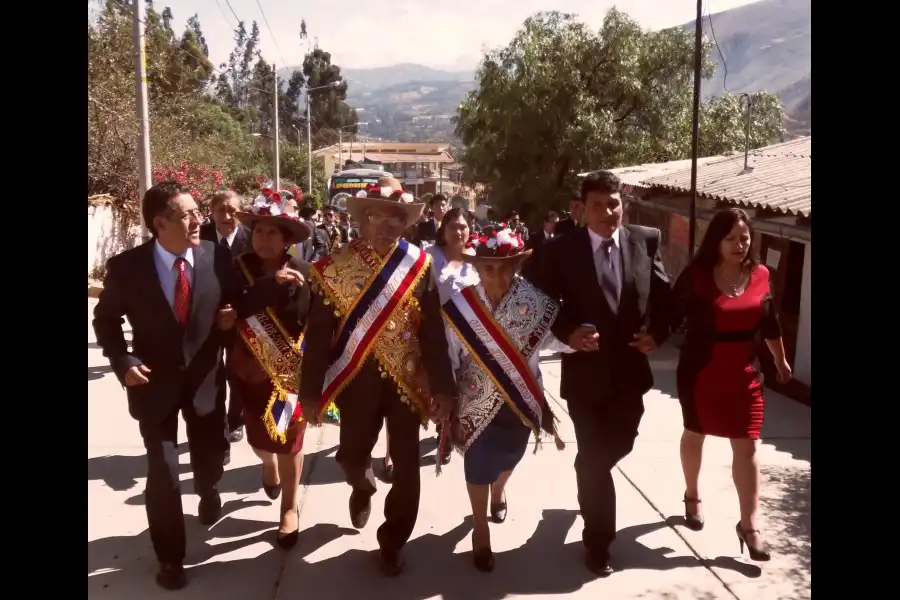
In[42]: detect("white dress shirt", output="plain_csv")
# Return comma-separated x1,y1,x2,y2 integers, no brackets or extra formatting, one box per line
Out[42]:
216,227,239,248
153,240,194,309
587,226,623,290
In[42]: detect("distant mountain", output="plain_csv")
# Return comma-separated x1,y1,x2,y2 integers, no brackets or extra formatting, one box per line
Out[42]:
341,64,474,93
693,0,811,133
282,0,810,143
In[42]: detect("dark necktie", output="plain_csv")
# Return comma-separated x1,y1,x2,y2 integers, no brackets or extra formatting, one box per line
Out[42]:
595,239,619,313
220,236,230,250
173,257,191,326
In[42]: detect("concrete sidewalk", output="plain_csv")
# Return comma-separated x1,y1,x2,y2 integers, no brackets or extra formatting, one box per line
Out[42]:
88,299,810,600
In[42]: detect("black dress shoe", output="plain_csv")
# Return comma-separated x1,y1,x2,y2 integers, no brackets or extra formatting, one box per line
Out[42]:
155,563,186,590
228,427,244,443
490,497,508,524
349,490,372,529
263,481,281,500
585,552,614,578
379,547,405,577
198,492,222,526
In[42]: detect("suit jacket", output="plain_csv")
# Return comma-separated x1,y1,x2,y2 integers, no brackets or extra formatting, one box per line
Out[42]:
92,240,279,424
200,222,252,258
412,219,438,247
521,229,552,282
532,225,672,402
299,262,457,403
305,227,331,262
555,218,579,237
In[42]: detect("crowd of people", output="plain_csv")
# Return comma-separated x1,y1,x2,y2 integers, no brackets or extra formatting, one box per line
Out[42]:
92,170,792,590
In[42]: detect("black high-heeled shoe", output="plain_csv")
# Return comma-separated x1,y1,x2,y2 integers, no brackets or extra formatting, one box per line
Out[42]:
263,480,281,500
682,495,704,531
490,495,508,524
382,458,394,483
735,522,771,562
276,505,301,550
472,532,494,572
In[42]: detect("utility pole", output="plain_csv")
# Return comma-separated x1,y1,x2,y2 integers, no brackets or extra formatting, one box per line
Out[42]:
273,65,280,191
306,94,312,198
133,0,152,242
688,0,703,258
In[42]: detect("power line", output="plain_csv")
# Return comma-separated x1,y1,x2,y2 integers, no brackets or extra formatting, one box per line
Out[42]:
705,1,749,96
212,0,234,28
255,0,291,73
222,0,241,24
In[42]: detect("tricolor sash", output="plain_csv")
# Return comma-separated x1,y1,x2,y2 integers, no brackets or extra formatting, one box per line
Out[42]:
310,238,432,419
235,256,305,444
442,284,558,442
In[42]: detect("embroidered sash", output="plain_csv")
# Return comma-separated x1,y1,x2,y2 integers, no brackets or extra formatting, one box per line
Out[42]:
310,238,432,420
442,279,560,449
235,256,304,444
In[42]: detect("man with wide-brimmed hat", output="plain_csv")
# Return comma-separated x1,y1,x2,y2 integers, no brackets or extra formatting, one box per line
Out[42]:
296,177,457,576
439,223,569,573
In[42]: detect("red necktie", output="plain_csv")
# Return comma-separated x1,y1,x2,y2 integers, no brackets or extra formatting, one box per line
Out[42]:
173,257,191,326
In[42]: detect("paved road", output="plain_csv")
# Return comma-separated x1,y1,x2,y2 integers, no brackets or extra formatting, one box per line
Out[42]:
87,299,810,600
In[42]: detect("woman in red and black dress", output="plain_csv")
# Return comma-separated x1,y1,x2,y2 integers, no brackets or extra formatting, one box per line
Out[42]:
671,208,792,562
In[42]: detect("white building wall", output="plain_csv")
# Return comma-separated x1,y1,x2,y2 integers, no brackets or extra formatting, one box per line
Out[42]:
87,204,141,277
793,242,812,386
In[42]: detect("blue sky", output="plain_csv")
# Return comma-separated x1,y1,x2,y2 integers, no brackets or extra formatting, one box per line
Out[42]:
132,0,763,71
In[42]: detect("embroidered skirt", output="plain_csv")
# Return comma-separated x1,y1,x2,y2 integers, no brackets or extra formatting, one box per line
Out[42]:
462,404,531,485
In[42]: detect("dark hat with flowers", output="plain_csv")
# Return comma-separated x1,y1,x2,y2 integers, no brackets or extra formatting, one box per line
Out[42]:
463,222,532,264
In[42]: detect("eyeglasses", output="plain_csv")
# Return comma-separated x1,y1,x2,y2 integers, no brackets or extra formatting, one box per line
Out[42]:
366,213,405,228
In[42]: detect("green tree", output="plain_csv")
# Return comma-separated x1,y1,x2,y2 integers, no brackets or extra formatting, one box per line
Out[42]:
454,10,784,214
302,47,358,148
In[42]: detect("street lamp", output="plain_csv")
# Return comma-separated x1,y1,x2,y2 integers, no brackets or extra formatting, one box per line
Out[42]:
306,81,341,199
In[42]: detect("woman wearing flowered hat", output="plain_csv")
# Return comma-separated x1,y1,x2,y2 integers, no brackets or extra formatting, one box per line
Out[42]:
225,188,313,549
439,223,572,572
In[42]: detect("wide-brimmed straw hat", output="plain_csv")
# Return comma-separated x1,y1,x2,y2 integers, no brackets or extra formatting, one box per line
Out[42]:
234,187,312,243
462,222,532,266
345,176,424,227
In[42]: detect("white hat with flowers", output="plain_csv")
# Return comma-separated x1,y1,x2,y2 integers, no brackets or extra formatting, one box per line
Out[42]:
345,176,424,227
234,185,312,243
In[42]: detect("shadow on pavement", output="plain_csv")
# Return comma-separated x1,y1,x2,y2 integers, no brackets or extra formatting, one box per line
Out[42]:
279,509,760,600
760,464,810,598
88,519,357,600
89,444,194,493
89,364,115,381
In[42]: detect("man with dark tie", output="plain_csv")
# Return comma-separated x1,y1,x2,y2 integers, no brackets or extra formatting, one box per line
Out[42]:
532,171,672,577
411,193,448,247
555,194,586,237
93,182,280,590
200,190,252,445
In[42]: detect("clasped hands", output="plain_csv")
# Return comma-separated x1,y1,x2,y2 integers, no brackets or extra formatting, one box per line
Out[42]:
567,324,658,355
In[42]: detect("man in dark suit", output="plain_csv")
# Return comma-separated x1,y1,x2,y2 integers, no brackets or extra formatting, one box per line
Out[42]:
555,195,586,237
533,171,672,577
300,206,331,261
319,206,350,252
199,190,252,444
522,210,560,282
411,193,448,247
92,182,283,590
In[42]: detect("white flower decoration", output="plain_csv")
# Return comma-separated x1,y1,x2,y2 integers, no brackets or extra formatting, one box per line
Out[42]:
252,193,282,216
379,186,394,198
355,189,368,198
486,237,498,249
399,192,414,203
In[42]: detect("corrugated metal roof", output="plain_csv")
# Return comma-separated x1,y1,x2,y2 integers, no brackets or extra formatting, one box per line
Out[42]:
609,137,811,217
